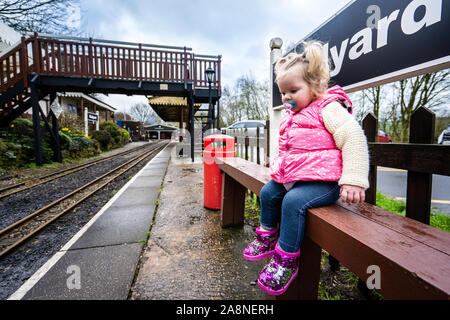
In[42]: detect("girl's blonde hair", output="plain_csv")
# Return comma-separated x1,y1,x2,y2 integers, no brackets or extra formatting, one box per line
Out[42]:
275,41,330,99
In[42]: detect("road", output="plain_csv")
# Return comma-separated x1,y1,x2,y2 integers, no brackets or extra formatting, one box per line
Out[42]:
377,167,450,215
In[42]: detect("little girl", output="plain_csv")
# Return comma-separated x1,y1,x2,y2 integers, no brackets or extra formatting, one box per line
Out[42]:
243,41,369,295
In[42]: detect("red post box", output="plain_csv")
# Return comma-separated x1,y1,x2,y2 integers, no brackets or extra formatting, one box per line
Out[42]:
203,134,235,209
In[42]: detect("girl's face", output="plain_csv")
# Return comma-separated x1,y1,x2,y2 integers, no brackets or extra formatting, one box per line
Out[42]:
277,67,313,112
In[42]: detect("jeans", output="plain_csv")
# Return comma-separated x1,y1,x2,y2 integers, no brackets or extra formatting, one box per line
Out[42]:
260,179,340,253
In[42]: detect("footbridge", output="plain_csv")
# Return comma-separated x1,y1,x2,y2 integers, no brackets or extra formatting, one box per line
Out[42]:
0,32,221,164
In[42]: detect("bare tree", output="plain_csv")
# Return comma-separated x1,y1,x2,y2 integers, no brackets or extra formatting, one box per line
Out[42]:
220,75,270,127
129,103,160,124
350,70,449,142
395,70,450,141
0,0,81,34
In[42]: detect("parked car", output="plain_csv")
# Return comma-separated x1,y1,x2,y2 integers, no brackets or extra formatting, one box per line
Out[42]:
223,120,266,136
437,124,450,145
378,129,392,143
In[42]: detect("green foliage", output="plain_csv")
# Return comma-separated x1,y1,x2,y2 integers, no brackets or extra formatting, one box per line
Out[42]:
63,136,100,159
376,191,406,215
58,111,85,135
0,119,53,167
59,131,73,149
89,122,129,151
91,130,113,151
120,128,130,142
430,210,450,233
0,117,101,168
100,122,122,143
244,193,261,222
376,191,449,232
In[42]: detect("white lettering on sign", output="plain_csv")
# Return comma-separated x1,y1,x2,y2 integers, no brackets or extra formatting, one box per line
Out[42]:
88,112,98,121
326,0,443,77
348,27,373,60
401,0,442,35
376,10,400,48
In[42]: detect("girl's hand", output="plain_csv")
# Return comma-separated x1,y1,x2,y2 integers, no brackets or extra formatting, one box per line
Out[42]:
340,184,365,204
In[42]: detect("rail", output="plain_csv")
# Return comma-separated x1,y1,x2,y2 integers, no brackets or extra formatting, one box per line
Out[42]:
1,33,221,93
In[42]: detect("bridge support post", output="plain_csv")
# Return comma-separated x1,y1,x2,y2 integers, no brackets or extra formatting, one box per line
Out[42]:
187,87,195,163
49,92,62,163
31,84,43,166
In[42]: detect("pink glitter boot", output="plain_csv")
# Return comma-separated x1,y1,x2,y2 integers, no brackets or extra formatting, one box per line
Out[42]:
243,227,278,261
257,243,300,295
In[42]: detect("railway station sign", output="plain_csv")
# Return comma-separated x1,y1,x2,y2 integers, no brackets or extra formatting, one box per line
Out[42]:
273,0,450,104
87,112,98,122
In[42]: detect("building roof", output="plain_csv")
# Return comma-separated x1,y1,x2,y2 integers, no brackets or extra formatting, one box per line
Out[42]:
148,96,202,107
148,96,202,122
58,92,117,111
144,124,178,131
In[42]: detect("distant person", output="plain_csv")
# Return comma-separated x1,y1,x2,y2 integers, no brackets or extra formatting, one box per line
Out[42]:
243,41,369,295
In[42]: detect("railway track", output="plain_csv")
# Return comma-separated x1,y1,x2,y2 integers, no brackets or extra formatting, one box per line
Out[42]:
0,143,152,200
0,141,168,258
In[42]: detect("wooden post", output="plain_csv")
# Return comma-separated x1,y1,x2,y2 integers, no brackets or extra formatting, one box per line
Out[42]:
88,37,93,77
362,113,378,205
32,32,41,74
21,37,28,88
220,173,246,227
244,129,249,161
406,106,435,224
49,92,62,163
187,88,195,163
31,84,43,166
265,120,270,168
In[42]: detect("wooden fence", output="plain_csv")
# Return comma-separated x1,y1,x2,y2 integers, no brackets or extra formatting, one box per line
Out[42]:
223,120,270,167
362,106,450,224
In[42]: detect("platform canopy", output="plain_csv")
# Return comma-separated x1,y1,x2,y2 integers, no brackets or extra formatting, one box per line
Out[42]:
148,96,202,122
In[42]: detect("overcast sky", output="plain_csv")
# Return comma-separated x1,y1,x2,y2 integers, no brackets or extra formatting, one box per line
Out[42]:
78,0,350,111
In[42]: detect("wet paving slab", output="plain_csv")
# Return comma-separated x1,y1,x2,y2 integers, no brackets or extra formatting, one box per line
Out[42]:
131,150,266,300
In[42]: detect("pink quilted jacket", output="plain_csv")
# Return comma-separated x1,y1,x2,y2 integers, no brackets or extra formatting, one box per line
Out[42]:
270,86,353,184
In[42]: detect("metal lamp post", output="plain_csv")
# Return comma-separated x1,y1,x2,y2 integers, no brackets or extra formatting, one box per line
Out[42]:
205,66,215,130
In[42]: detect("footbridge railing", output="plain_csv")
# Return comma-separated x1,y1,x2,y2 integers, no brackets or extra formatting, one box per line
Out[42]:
1,32,221,94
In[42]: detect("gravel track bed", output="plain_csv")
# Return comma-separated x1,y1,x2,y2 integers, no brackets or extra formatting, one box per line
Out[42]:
0,142,167,300
0,145,151,230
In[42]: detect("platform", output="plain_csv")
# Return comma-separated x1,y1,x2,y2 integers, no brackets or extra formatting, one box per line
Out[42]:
9,143,172,300
9,142,264,300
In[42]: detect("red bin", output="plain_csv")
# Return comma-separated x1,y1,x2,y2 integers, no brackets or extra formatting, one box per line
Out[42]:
203,134,235,209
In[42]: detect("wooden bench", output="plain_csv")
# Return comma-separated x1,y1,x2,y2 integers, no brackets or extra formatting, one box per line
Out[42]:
216,157,450,300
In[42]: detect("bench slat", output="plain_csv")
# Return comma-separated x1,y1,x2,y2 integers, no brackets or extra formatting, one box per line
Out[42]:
216,157,268,196
336,201,450,255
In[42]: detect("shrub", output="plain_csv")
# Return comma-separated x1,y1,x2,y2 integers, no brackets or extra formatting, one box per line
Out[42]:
59,131,73,149
120,128,130,143
67,136,100,158
58,111,85,135
100,122,122,143
9,118,34,139
91,130,113,151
